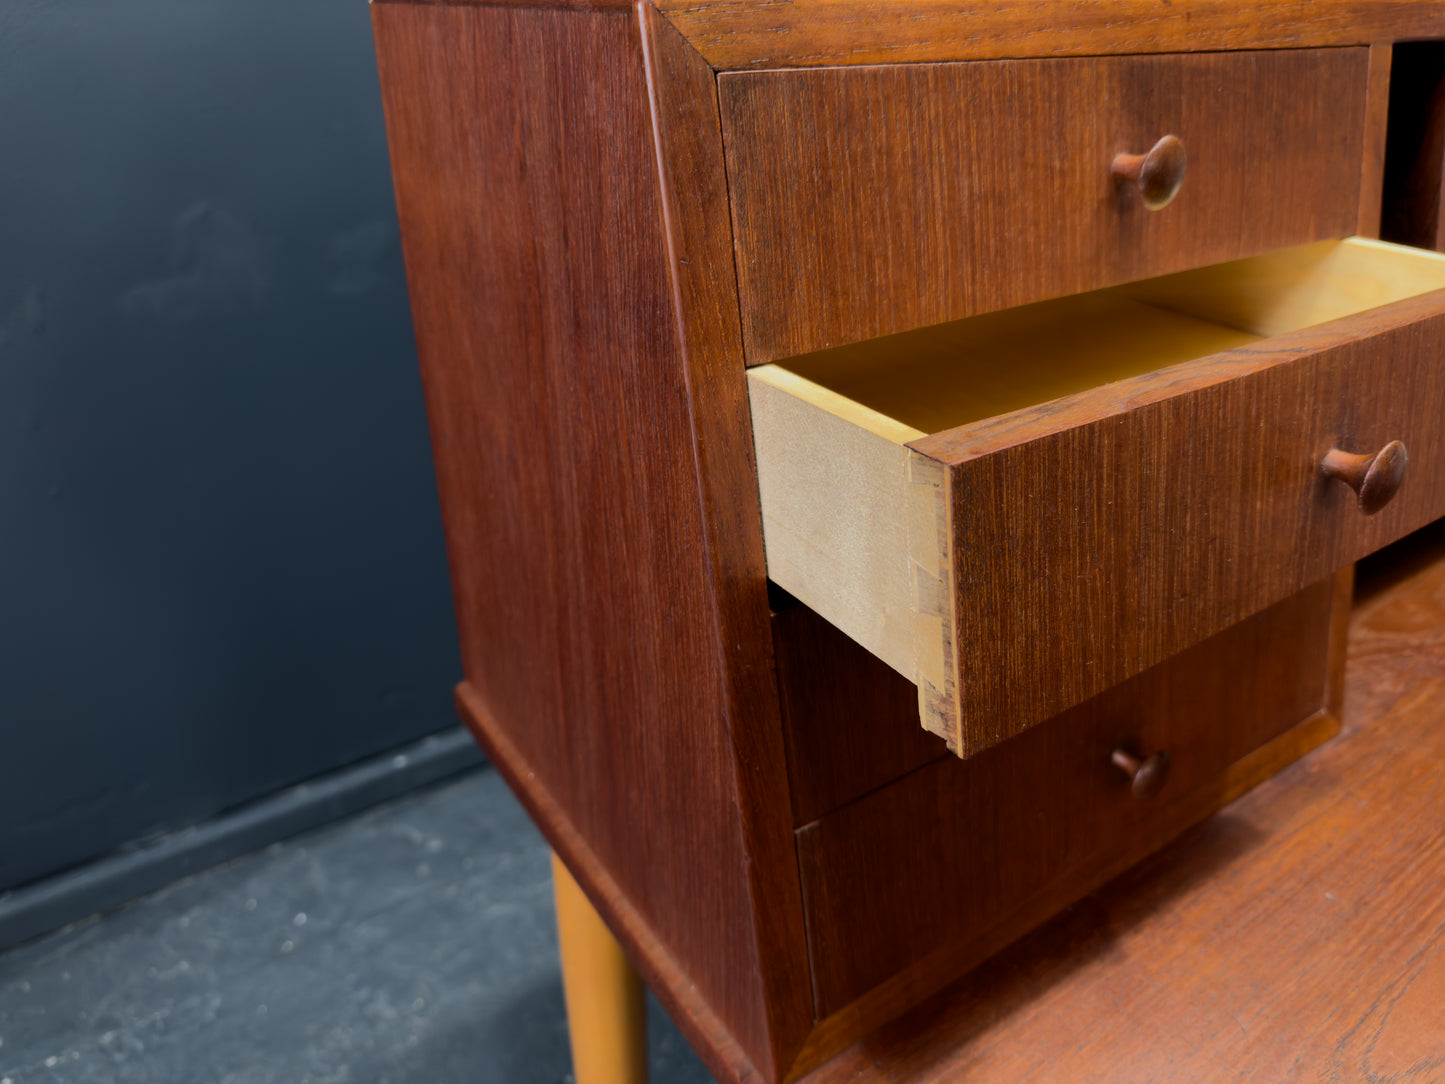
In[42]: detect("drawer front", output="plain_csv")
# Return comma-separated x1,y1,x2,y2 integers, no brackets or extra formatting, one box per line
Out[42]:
912,289,1445,755
720,49,1367,364
796,580,1337,1020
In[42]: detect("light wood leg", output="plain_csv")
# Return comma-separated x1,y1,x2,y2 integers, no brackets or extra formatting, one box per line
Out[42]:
552,852,648,1084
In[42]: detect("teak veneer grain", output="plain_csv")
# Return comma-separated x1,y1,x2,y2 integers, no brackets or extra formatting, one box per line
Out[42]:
789,579,1341,1052
375,4,811,1079
373,1,1445,1078
720,49,1368,363
639,8,816,1070
800,526,1445,1083
655,0,1445,72
913,292,1445,752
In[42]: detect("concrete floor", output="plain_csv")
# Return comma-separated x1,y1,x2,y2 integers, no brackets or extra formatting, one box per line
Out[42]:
0,769,716,1084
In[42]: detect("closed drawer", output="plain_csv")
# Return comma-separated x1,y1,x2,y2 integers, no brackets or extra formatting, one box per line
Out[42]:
720,49,1368,364
796,579,1338,1019
750,239,1445,756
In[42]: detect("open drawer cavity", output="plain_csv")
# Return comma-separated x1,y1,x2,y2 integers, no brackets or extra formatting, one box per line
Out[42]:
749,239,1445,756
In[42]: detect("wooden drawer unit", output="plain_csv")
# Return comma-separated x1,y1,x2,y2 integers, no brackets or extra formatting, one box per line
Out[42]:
375,5,1445,1080
794,578,1343,1023
720,49,1369,364
751,239,1445,756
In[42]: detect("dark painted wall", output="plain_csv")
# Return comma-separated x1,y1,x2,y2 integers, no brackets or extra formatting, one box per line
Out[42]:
0,1,460,891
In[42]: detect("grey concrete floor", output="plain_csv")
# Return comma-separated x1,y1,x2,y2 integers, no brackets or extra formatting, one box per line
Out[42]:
0,769,716,1084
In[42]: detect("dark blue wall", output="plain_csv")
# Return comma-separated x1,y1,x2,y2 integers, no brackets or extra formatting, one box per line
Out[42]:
0,0,460,891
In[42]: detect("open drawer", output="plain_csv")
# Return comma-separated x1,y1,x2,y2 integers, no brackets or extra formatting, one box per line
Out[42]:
749,239,1445,757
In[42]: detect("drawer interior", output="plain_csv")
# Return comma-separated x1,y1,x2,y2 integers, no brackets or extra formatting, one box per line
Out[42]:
776,239,1445,436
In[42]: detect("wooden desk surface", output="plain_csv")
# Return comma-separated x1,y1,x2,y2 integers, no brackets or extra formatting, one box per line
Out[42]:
807,524,1445,1082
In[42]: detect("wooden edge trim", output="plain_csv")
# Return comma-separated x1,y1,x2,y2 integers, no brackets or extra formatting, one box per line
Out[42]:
748,364,926,445
785,708,1342,1080
639,6,816,1074
454,683,766,1084
657,2,1445,73
1326,566,1356,720
1359,43,1394,239
910,283,1445,466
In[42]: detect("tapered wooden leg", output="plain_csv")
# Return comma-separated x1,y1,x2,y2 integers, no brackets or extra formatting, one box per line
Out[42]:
552,852,648,1084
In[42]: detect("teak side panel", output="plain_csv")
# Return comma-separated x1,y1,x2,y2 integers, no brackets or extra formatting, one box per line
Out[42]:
915,296,1445,753
721,49,1368,363
658,0,1445,72
796,580,1337,1024
373,6,806,1081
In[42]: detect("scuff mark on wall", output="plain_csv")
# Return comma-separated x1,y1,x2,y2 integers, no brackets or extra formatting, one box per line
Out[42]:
328,220,395,296
0,286,46,350
120,203,270,321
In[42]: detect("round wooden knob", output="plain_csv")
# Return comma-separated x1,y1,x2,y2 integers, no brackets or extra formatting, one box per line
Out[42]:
1321,441,1408,515
1112,135,1187,210
1111,747,1171,801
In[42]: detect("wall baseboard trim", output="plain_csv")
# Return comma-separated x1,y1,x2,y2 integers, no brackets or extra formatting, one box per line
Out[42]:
0,727,486,952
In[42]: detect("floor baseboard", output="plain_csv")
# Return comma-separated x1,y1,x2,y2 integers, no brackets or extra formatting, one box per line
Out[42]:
0,727,486,952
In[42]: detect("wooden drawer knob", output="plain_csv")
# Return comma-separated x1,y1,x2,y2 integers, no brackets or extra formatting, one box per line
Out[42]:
1111,747,1172,801
1322,441,1408,515
1112,135,1187,210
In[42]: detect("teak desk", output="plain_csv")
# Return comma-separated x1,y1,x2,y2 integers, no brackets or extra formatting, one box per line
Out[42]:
372,6,1445,1080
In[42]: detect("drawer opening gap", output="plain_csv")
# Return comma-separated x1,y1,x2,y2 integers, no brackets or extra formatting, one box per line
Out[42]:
771,239,1445,435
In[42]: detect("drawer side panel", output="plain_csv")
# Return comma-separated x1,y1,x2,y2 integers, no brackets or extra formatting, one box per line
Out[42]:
748,368,918,677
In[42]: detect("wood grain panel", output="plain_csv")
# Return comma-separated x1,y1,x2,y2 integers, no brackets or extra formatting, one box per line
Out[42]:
639,8,816,1071
913,290,1445,754
720,49,1367,363
771,599,946,827
802,526,1445,1083
794,580,1336,1025
658,0,1445,73
374,6,806,1080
